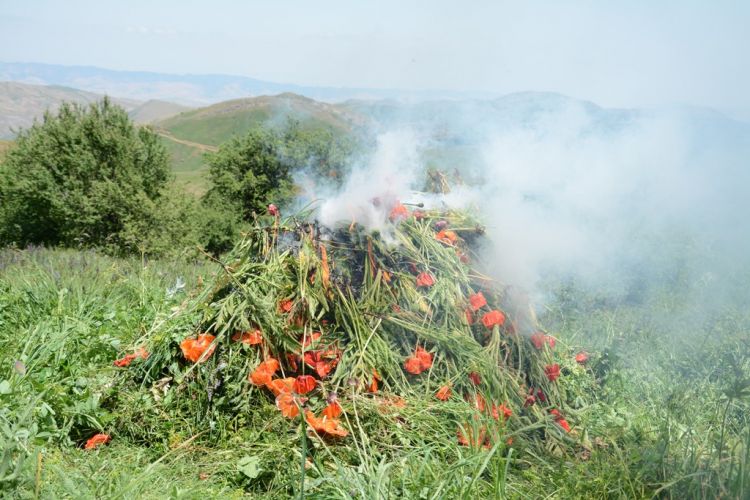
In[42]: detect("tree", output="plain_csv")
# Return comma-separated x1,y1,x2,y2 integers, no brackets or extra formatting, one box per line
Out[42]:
0,98,172,251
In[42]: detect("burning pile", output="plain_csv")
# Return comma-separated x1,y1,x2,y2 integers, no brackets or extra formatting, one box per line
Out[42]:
123,200,583,451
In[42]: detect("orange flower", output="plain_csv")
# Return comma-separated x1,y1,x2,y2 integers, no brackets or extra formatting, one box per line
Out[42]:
435,229,458,245
294,375,317,395
180,334,216,363
415,347,433,370
416,272,435,288
279,299,293,313
322,402,343,419
468,371,481,385
84,433,111,450
276,392,299,418
369,369,380,392
550,409,571,432
267,377,296,396
389,202,409,222
435,384,452,401
305,410,348,438
481,310,505,329
544,363,561,382
457,423,488,449
468,292,487,312
575,352,589,364
249,358,280,386
468,393,487,412
232,329,263,345
492,403,513,421
530,332,546,350
404,356,423,374
113,347,148,367
301,331,322,348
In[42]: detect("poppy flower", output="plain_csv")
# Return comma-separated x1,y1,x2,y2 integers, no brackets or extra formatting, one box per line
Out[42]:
550,409,571,432
267,377,296,396
530,332,546,350
249,358,280,386
286,353,299,371
113,347,148,367
546,336,556,349
481,310,505,329
305,410,348,438
369,369,380,393
415,347,433,369
84,433,111,450
276,392,299,418
575,352,589,364
268,204,279,216
294,375,317,395
301,331,322,348
467,393,487,412
468,292,487,312
416,272,435,288
322,402,343,419
544,364,561,382
435,230,458,245
524,394,536,407
404,356,423,375
492,403,513,421
413,210,426,220
536,388,547,402
180,334,216,363
232,329,263,345
279,299,293,313
389,203,409,222
468,371,481,385
435,384,452,401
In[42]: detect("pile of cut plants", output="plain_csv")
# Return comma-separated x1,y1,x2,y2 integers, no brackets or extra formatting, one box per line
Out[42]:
103,197,595,485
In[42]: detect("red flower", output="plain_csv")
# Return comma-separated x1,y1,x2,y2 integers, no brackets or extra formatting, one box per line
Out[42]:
575,352,589,364
468,372,481,385
415,347,433,369
544,363,561,382
84,433,111,450
232,329,263,345
279,299,293,313
267,377,296,396
369,369,380,393
389,202,409,222
416,272,435,288
550,409,571,432
435,230,458,245
435,385,452,401
113,347,148,367
276,392,299,418
530,332,546,350
492,403,513,421
481,310,505,329
305,410,348,438
180,334,216,363
268,204,279,216
524,394,536,407
468,292,487,312
249,358,280,386
536,388,547,402
404,356,423,375
301,331,322,348
322,402,343,419
294,375,317,395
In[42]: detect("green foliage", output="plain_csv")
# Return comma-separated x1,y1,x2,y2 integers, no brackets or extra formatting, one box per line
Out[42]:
0,99,197,256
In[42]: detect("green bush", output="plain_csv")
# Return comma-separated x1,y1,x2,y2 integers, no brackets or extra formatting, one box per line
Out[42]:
0,98,195,256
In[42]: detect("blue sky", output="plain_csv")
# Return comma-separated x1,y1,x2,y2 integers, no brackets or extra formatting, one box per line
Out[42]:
1,0,748,110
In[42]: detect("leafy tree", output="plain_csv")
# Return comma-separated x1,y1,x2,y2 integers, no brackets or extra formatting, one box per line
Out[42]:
0,98,174,252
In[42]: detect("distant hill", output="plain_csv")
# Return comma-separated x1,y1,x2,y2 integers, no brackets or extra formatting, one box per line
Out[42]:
128,99,191,124
0,81,142,138
0,61,498,105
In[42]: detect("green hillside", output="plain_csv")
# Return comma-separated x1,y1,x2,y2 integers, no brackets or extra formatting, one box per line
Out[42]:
155,93,366,193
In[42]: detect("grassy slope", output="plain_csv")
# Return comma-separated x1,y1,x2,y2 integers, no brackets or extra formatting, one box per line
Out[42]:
1,248,747,498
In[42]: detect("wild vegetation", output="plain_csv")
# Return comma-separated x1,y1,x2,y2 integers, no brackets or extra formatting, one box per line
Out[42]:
0,97,748,499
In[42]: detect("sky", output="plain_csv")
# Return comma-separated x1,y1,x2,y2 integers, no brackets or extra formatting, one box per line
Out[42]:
1,0,749,111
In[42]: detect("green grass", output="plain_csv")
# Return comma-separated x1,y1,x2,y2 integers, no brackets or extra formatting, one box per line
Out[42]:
1,246,748,498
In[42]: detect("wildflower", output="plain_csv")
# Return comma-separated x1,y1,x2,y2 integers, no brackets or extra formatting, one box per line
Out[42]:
84,433,111,450
435,229,458,245
468,292,487,312
369,369,380,392
550,409,571,432
467,393,487,412
481,310,505,329
524,394,536,407
435,384,452,401
492,403,513,421
113,347,149,367
232,329,263,345
536,388,547,402
546,336,556,349
530,332,546,349
404,356,423,374
416,272,435,288
249,358,280,386
468,372,481,385
415,347,433,369
279,299,293,313
180,334,216,363
322,402,343,419
268,204,279,216
301,331,322,348
389,202,409,222
544,364,561,382
294,375,317,395
457,423,488,449
267,377,296,396
575,352,589,364
276,392,299,418
305,410,348,438
404,346,432,375
413,210,426,220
